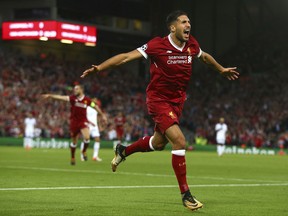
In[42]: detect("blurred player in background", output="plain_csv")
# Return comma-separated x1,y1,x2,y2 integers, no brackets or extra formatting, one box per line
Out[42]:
81,10,239,211
215,117,228,156
80,98,105,161
23,112,36,150
41,84,107,165
114,111,126,144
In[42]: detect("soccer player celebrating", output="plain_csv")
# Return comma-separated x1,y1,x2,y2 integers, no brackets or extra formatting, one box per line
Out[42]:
41,85,107,165
215,117,228,156
81,10,239,211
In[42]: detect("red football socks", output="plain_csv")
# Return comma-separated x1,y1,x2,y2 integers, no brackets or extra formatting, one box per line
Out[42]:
125,136,154,156
172,150,189,193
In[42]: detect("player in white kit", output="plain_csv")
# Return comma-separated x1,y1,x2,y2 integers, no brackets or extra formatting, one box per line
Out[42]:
24,113,36,149
80,98,105,161
215,117,228,156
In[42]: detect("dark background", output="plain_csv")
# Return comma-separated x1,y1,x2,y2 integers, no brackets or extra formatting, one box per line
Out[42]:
1,0,288,60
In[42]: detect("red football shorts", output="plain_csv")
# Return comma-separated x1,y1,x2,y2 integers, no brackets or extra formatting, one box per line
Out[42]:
147,101,184,134
116,127,124,139
70,121,89,137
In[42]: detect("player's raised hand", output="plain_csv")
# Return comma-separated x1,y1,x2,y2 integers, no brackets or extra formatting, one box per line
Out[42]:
81,65,99,78
220,67,239,80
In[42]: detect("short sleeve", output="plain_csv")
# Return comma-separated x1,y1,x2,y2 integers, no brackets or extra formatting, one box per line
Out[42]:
188,35,202,58
197,48,203,58
137,44,148,59
137,37,161,59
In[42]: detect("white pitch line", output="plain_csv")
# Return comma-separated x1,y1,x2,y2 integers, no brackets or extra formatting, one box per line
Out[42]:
0,165,286,183
1,183,288,191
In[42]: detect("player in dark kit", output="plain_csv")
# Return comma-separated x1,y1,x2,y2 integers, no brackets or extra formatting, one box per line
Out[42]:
41,84,107,165
81,11,239,211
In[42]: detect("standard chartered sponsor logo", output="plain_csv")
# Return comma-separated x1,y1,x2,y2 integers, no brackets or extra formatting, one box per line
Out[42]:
75,102,87,108
167,55,192,64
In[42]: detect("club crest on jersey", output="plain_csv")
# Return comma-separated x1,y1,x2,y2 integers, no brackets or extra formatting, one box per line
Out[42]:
140,44,148,51
169,111,176,119
187,47,191,55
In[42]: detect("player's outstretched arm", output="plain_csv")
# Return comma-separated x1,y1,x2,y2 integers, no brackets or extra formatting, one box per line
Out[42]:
41,94,69,102
199,51,239,80
81,49,143,78
93,104,108,125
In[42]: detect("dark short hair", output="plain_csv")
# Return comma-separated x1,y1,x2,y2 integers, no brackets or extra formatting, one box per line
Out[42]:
166,10,188,29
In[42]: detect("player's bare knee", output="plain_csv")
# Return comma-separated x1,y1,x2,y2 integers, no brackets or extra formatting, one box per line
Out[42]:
172,135,186,149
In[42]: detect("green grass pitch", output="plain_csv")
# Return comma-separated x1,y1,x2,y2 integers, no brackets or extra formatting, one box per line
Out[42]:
0,146,287,216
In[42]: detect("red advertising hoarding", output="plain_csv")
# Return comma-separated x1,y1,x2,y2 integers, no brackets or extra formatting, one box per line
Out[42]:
2,20,97,44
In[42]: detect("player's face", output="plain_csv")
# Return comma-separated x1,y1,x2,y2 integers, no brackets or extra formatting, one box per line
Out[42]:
173,15,191,42
73,85,83,97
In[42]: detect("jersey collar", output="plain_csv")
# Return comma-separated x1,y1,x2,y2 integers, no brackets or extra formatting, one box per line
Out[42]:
168,34,186,52
77,95,85,101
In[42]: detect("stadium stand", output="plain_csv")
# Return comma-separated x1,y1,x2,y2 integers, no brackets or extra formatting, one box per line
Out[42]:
1,32,288,149
0,47,152,141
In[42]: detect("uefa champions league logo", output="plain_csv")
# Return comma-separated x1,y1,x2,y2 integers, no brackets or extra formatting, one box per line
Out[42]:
141,44,148,51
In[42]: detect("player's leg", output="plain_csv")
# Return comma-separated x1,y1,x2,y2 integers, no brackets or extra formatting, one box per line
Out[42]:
70,134,78,165
23,130,29,149
125,130,168,155
89,126,102,161
24,130,33,150
111,130,168,172
92,136,102,161
165,124,203,211
220,144,225,156
217,140,225,156
80,127,90,161
217,144,221,156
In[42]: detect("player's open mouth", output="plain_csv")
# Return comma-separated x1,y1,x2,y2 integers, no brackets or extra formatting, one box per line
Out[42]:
184,30,190,36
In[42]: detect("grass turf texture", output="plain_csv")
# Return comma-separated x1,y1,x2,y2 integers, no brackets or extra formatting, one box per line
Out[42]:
0,146,287,216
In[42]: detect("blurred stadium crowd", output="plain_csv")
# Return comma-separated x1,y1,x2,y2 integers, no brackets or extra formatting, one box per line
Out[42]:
0,48,152,142
1,33,288,148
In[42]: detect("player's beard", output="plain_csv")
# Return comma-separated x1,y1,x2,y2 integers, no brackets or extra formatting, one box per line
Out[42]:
176,33,188,43
175,30,189,43
74,91,81,97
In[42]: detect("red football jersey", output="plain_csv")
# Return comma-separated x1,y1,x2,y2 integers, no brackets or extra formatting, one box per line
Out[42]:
69,95,92,123
114,116,126,128
137,34,201,103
